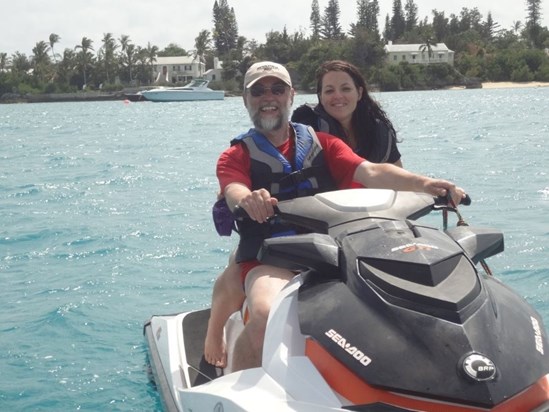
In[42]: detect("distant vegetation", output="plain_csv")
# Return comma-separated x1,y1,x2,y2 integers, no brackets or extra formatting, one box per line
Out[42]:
1,0,548,97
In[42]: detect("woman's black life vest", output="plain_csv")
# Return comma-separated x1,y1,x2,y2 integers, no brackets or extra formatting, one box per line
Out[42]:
291,103,397,163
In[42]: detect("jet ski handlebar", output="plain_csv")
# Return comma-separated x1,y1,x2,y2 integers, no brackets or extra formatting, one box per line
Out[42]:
435,193,472,207
233,191,471,222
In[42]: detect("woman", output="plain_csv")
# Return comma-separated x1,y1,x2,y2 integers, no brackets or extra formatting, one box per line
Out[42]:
292,59,402,166
204,60,403,368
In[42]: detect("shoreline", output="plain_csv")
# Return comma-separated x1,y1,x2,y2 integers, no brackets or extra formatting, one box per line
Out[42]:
2,81,549,103
482,81,549,89
449,81,549,90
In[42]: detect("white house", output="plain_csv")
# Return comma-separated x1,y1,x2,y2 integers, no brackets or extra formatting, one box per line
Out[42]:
151,56,206,85
384,41,455,66
203,57,224,82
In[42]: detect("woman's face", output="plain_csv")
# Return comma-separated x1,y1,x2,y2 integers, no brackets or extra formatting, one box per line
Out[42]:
319,71,363,125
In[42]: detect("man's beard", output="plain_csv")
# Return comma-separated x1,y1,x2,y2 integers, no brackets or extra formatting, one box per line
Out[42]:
248,101,291,132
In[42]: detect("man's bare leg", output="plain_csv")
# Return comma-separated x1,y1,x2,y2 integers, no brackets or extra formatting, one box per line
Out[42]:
204,255,245,367
231,265,294,371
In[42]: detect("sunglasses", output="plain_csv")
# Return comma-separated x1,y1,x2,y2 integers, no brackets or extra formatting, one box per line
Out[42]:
248,83,288,97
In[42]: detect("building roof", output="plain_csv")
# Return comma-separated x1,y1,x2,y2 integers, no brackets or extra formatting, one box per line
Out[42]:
384,43,453,53
154,56,197,65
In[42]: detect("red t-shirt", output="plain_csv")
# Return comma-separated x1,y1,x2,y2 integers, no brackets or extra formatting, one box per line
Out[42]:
217,130,365,193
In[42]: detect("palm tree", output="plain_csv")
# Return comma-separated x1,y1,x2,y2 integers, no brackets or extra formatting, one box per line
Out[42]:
119,34,131,53
11,52,32,76
193,30,212,77
49,33,60,63
144,42,159,84
99,32,118,84
32,40,51,82
419,36,437,64
512,20,522,35
118,35,135,83
0,52,9,71
75,37,94,88
56,48,77,86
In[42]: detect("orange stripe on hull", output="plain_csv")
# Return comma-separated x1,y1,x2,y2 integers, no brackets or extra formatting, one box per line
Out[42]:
305,338,549,411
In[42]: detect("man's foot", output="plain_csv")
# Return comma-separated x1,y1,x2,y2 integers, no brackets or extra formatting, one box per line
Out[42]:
204,328,227,368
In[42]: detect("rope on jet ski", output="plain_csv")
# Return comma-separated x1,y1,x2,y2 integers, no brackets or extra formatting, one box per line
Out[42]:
445,195,495,277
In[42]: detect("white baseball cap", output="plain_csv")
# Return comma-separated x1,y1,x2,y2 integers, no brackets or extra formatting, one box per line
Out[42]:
244,61,292,89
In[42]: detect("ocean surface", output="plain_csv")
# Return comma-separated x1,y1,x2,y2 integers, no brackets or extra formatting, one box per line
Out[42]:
1,87,548,411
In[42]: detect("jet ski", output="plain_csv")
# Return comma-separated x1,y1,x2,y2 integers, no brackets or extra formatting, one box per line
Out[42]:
143,188,549,411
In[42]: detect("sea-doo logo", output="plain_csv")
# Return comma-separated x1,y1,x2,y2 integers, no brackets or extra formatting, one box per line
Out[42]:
531,316,545,355
462,353,496,381
391,243,438,253
325,329,372,366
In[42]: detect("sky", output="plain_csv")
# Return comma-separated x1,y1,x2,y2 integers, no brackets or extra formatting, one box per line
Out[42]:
1,0,547,57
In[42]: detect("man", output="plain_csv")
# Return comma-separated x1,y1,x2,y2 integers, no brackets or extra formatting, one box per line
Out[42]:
215,61,465,371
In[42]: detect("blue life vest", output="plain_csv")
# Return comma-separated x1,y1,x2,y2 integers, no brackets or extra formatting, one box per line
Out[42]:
231,122,337,262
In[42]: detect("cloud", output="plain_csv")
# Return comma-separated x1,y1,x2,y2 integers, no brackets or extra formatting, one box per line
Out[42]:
1,0,546,57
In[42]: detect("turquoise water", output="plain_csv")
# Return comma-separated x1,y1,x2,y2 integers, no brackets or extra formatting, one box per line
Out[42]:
1,88,548,411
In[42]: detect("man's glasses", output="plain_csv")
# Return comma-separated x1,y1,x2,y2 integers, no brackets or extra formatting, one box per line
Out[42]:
248,83,288,97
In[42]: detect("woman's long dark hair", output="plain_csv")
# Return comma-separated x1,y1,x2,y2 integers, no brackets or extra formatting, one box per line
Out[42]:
315,60,398,157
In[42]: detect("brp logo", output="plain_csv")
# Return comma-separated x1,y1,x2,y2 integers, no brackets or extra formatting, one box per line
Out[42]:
462,353,497,381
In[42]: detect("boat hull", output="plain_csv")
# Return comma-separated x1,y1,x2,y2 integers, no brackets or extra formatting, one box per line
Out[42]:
140,90,224,102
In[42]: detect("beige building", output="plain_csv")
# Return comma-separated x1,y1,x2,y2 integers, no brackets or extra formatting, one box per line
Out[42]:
384,41,455,66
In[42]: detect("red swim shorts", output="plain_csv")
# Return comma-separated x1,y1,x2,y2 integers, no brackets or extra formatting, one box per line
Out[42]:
240,260,261,284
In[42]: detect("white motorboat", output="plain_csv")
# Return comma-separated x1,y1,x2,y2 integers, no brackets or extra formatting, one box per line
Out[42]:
144,189,549,412
140,79,224,102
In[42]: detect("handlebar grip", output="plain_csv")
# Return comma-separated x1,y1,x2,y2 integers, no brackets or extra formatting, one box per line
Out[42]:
434,194,472,207
232,205,248,221
460,194,472,206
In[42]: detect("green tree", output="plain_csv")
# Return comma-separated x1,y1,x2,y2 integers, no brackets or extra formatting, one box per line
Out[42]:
56,48,78,89
32,40,51,83
390,0,406,40
75,37,94,88
320,0,344,40
310,0,322,41
351,0,380,39
194,30,212,76
419,34,437,63
258,28,292,63
296,41,345,89
98,33,118,84
119,39,137,83
158,43,188,57
458,7,483,32
212,0,239,57
525,0,543,47
49,33,60,64
481,12,500,42
11,52,32,75
0,53,8,71
144,42,159,83
383,14,391,41
431,10,449,41
346,29,386,70
404,0,418,32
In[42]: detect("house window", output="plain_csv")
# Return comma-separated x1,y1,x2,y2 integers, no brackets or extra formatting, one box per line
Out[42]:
184,65,192,71
393,55,397,61
412,55,416,60
402,55,406,60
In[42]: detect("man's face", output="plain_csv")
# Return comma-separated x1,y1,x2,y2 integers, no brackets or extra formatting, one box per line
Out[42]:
244,77,294,132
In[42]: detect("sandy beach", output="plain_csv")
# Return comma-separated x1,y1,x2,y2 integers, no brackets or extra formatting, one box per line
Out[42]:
481,81,549,89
